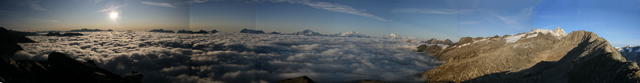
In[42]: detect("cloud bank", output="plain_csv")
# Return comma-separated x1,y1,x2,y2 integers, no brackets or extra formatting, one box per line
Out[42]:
18,32,439,83
141,1,177,8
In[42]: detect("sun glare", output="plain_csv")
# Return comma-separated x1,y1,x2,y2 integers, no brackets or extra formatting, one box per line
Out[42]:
109,11,119,21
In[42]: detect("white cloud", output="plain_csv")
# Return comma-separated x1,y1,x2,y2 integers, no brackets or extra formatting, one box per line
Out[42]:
27,0,47,11
301,1,388,21
492,7,534,28
291,44,320,51
182,0,388,21
191,0,211,3
459,21,480,24
99,5,122,13
393,8,472,15
141,1,177,8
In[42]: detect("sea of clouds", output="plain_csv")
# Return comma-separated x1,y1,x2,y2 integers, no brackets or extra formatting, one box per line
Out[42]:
17,32,440,83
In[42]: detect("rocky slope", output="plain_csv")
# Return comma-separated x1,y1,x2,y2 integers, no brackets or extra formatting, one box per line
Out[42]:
420,28,640,82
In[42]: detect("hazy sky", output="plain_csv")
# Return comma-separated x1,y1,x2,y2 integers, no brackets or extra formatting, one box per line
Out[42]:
0,0,639,46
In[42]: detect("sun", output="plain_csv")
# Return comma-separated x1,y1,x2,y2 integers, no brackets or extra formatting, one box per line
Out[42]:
108,11,119,21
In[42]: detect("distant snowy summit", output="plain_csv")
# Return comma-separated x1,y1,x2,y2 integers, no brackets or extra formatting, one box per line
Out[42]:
619,45,640,53
505,27,567,43
620,46,640,65
280,29,374,38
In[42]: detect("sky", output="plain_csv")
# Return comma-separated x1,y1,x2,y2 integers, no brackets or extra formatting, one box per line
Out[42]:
0,0,639,46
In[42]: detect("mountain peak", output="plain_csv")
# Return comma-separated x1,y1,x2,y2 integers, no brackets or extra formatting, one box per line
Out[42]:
555,27,565,35
529,27,567,37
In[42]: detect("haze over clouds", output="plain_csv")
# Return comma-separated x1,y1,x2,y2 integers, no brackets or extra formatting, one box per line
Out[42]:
18,32,440,83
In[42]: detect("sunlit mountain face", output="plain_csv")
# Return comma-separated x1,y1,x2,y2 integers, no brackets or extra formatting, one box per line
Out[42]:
2,0,640,83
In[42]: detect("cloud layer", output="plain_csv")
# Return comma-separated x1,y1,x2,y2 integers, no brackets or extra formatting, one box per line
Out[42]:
18,32,439,83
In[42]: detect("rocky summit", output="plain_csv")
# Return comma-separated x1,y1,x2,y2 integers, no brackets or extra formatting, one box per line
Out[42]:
419,28,640,83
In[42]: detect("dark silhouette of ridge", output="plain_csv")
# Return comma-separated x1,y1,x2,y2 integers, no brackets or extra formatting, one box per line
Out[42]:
0,27,142,83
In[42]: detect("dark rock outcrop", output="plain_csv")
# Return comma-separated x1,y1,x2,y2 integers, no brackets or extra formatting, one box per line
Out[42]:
45,32,84,36
148,29,175,33
455,37,474,45
417,44,446,55
279,76,315,83
194,30,208,34
210,30,219,34
240,28,265,34
0,28,35,54
291,29,323,36
46,52,143,83
426,38,454,45
417,39,454,55
422,30,640,83
176,30,209,34
177,30,193,34
69,28,111,32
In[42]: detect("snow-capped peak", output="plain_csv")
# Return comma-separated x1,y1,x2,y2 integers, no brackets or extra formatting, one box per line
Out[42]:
505,27,567,43
529,27,567,37
620,46,640,53
337,31,370,37
387,33,399,39
339,32,359,36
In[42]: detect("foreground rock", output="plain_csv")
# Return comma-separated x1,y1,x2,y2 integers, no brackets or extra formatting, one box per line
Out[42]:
0,27,141,83
422,28,640,82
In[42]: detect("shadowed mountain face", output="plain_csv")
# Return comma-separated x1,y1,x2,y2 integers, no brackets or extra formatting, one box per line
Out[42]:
420,28,640,82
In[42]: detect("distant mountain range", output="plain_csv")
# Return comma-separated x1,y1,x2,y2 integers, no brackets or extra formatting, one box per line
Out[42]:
239,28,379,38
621,46,640,65
418,27,640,82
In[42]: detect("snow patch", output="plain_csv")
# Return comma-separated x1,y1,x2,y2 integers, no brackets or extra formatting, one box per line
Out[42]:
505,34,525,43
504,27,567,43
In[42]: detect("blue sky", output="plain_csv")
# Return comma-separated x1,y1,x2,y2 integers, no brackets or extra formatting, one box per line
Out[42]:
0,0,639,46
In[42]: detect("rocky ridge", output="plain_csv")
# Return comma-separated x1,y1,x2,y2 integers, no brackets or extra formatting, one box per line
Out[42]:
419,27,640,83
